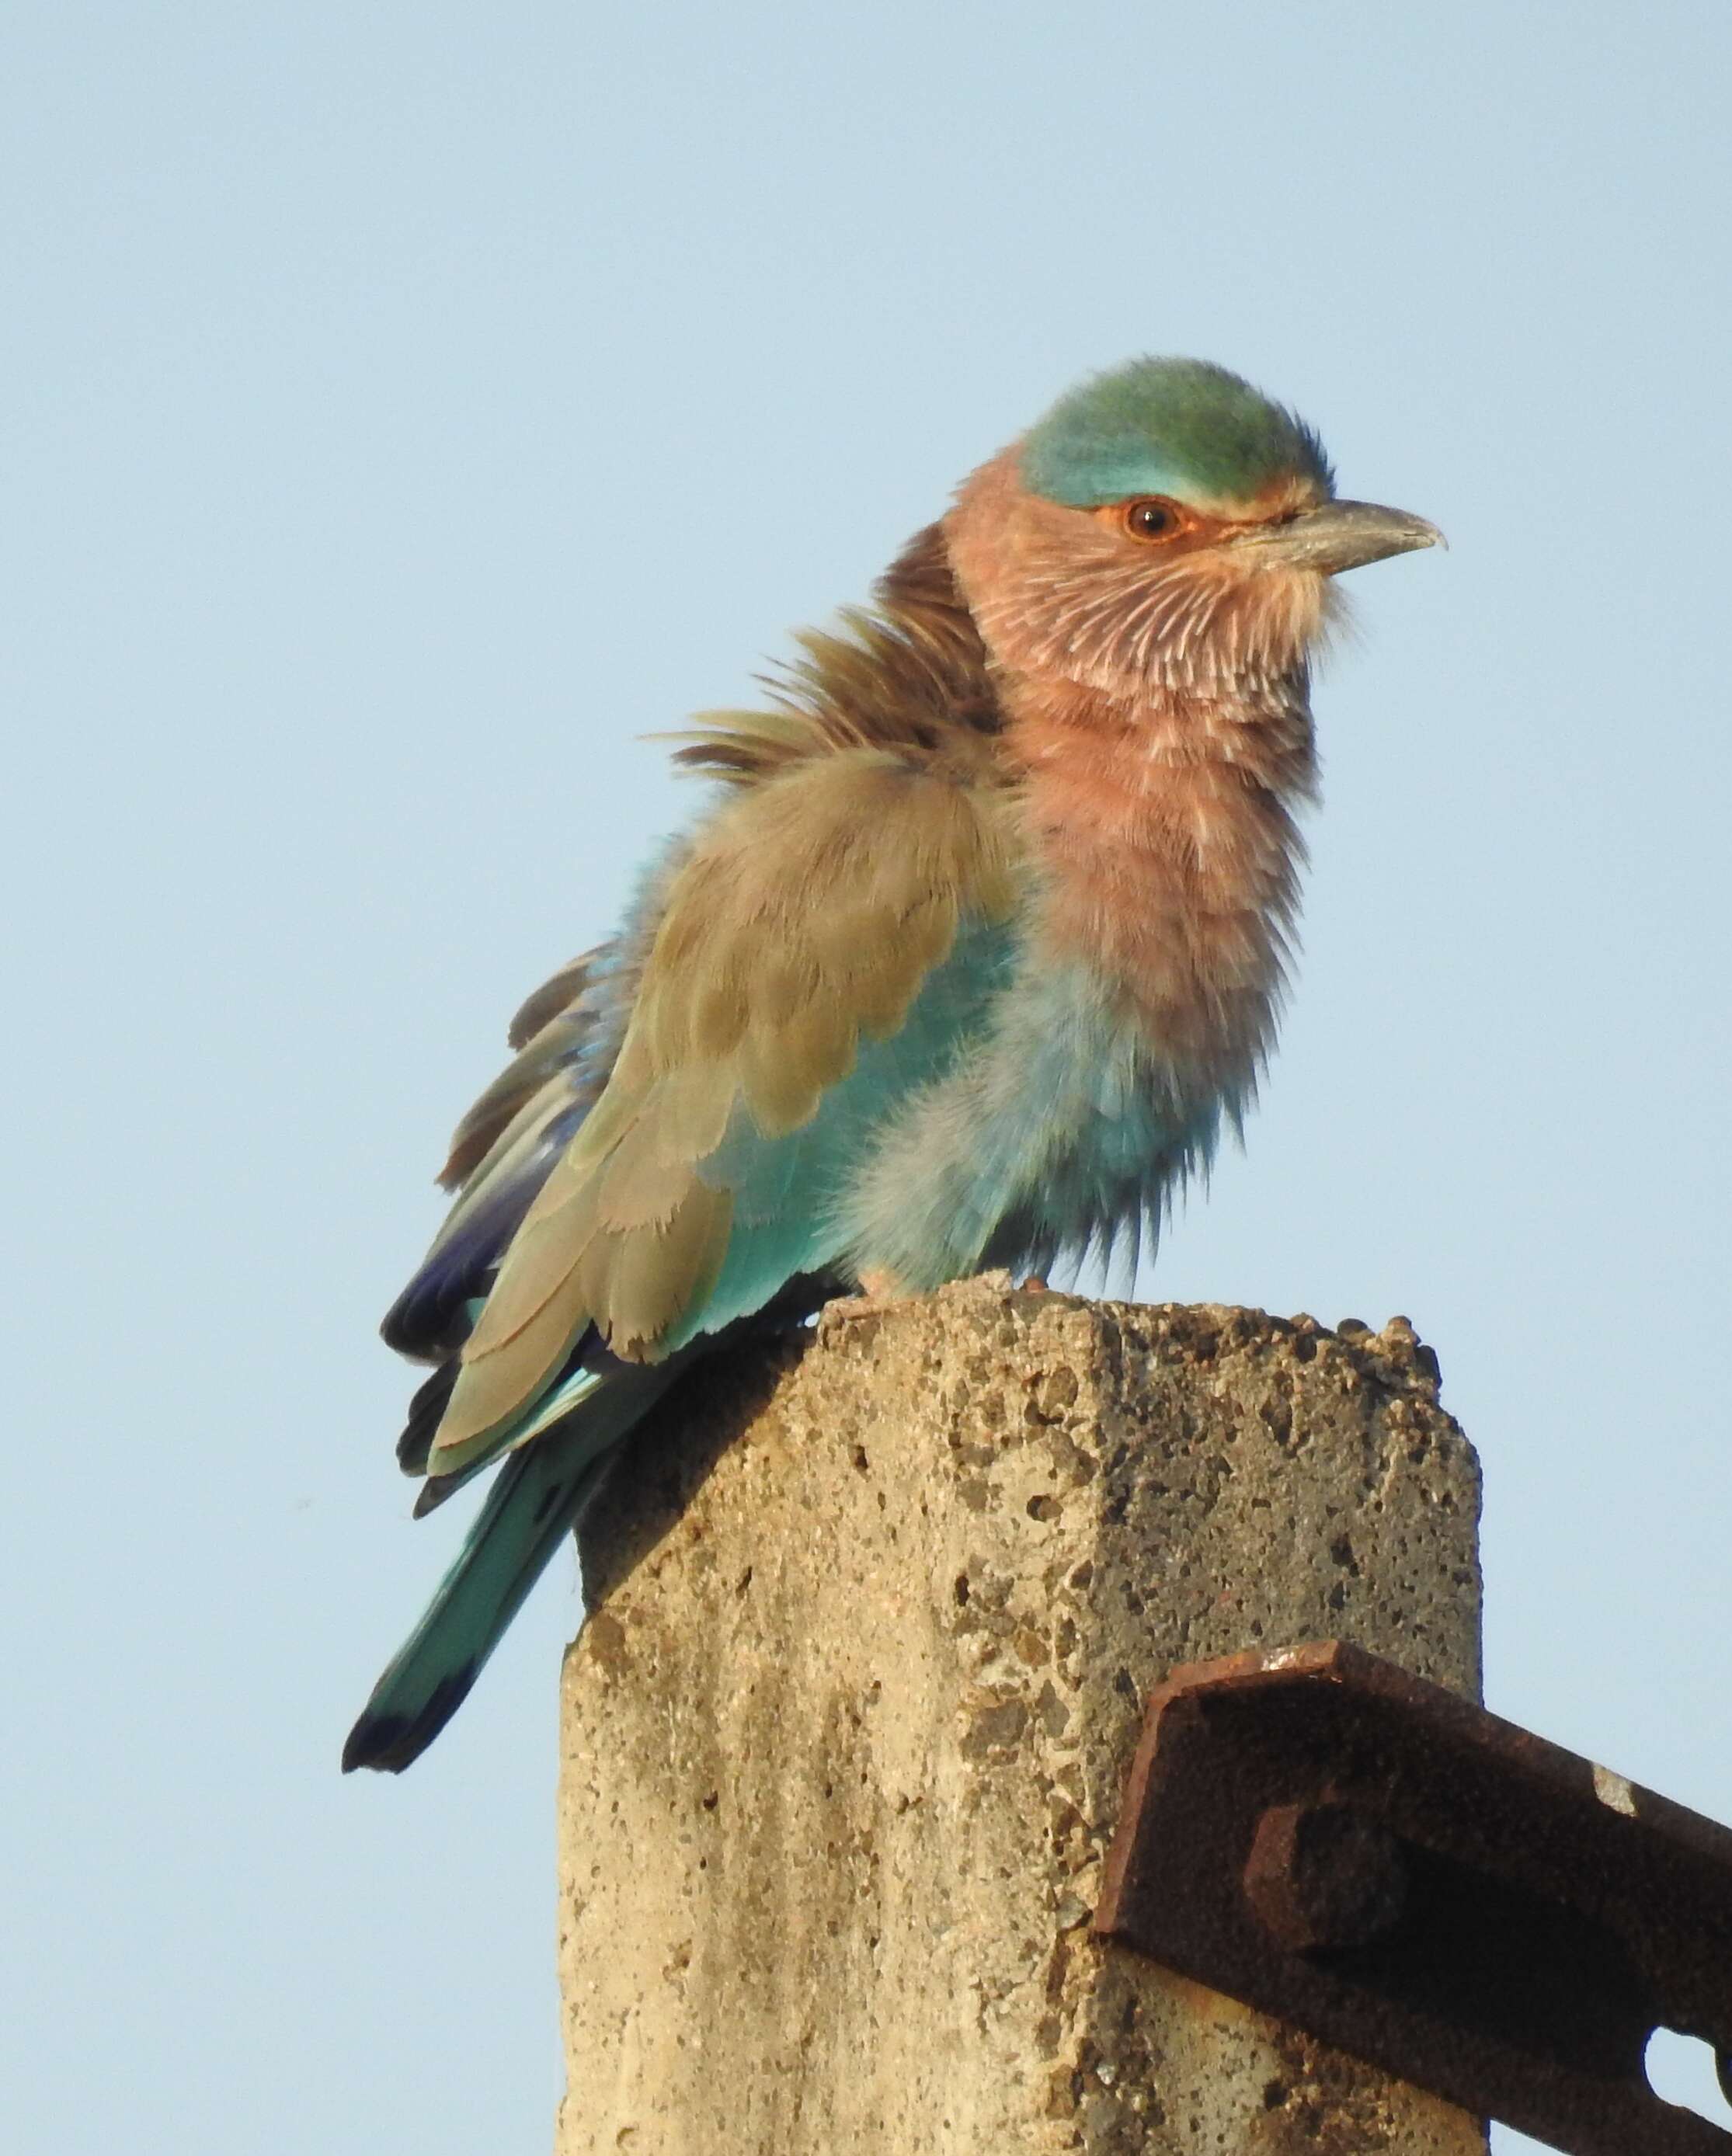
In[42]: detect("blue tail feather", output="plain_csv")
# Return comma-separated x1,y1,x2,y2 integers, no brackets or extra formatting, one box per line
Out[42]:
342,1363,682,1773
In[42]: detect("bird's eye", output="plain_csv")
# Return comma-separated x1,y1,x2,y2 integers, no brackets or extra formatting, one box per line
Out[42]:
1123,497,1182,541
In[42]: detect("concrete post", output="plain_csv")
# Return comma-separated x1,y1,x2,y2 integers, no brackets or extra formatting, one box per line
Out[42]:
555,1277,1487,2154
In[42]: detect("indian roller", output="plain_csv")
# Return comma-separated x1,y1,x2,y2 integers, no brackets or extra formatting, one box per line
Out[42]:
343,356,1440,1772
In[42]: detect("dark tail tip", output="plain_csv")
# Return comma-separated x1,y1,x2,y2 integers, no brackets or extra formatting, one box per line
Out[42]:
412,1471,463,1520
340,1662,480,1775
396,1360,460,1476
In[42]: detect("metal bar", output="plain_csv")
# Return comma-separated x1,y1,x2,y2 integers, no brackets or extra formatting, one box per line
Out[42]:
1094,1640,1732,2154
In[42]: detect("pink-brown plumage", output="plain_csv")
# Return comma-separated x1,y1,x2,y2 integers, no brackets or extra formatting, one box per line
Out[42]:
944,445,1325,1092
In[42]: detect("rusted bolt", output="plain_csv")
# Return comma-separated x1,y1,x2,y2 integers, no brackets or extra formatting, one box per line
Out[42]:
1243,1801,1408,1952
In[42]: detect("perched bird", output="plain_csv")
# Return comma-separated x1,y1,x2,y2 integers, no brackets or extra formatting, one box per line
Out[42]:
344,356,1439,1772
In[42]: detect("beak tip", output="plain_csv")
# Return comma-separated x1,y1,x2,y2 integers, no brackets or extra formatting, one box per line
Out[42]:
1241,500,1447,576
1326,502,1447,575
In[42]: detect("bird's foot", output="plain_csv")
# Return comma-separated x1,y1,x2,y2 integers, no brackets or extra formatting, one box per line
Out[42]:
821,1270,918,1329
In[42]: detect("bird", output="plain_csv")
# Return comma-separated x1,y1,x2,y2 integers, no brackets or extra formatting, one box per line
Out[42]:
343,355,1440,1772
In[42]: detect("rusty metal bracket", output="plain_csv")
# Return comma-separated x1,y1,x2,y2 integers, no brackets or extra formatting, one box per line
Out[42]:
1094,1641,1732,2154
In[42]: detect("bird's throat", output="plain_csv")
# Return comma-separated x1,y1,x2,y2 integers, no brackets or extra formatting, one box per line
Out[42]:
936,458,1322,1090
1003,672,1316,1090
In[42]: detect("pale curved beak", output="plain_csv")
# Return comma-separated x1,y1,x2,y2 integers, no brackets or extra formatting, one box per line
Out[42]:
1237,499,1445,576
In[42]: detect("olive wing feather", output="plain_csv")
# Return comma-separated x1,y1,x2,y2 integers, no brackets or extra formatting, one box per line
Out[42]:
428,749,1017,1476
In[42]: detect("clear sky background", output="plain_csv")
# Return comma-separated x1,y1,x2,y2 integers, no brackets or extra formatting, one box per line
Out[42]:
5,5,1730,2151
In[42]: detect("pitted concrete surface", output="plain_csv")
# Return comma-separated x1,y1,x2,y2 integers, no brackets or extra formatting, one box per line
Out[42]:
557,1278,1486,2154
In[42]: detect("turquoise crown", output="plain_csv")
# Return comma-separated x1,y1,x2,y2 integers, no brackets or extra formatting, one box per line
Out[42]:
1021,356,1334,509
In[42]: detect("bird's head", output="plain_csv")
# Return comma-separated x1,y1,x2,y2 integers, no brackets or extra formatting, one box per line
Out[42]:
945,356,1440,698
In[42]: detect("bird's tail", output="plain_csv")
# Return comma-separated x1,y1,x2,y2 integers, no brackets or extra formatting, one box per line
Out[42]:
342,1364,681,1772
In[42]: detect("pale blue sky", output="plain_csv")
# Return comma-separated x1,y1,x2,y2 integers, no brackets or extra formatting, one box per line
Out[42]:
5,5,1730,2150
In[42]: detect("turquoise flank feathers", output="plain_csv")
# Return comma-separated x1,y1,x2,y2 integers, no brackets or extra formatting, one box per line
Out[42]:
833,952,1229,1292
1019,356,1334,510
666,914,1019,1348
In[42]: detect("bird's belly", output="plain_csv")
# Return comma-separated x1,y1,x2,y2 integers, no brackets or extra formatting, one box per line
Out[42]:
834,959,1235,1292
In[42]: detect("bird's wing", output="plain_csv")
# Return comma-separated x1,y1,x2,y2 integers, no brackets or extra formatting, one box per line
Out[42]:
379,837,691,1365
436,948,600,1191
377,958,616,1364
426,745,1019,1479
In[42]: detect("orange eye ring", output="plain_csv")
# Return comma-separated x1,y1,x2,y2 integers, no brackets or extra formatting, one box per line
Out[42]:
1122,496,1185,542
